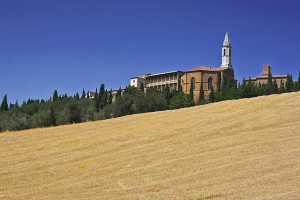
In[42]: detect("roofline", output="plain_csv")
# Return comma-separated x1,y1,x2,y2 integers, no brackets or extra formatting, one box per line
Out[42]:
246,74,288,81
130,77,141,79
255,75,288,79
146,70,183,77
186,67,228,73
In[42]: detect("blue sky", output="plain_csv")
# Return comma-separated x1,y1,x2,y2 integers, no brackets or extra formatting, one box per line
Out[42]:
1,0,300,104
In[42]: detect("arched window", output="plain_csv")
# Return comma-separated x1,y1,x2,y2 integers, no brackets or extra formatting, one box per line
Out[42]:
208,77,213,90
191,77,195,91
223,49,226,56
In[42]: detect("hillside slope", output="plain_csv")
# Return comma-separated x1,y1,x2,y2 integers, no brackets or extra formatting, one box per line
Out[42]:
1,92,300,200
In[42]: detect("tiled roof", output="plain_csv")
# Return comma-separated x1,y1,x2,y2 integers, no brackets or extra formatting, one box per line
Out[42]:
256,75,288,79
247,74,288,81
187,66,226,72
146,70,182,77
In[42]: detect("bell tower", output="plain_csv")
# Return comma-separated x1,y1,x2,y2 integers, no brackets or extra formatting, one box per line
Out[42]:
220,32,232,69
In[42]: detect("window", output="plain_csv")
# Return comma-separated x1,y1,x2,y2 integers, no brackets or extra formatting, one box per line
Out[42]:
223,49,226,56
208,77,213,90
191,77,195,91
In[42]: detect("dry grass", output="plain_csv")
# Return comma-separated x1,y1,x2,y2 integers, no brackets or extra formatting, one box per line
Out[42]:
1,92,300,200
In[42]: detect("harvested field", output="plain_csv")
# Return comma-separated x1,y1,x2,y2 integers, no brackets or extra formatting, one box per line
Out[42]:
1,92,300,199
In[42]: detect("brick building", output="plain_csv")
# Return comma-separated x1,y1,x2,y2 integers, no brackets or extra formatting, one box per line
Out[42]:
181,66,234,102
245,65,288,86
181,32,235,102
130,33,236,101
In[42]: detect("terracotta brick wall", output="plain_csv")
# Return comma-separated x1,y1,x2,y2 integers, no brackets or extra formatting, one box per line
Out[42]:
181,70,230,102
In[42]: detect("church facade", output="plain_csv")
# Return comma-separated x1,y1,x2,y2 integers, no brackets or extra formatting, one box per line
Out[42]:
181,33,235,102
130,33,236,102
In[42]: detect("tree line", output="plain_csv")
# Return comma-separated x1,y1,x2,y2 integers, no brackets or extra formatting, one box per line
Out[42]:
0,71,299,132
0,83,193,131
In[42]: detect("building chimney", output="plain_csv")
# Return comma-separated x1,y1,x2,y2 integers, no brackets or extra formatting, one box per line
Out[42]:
262,65,271,76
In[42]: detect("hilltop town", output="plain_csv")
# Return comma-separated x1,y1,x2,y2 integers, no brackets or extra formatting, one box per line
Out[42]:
129,33,289,102
0,33,299,132
86,33,293,102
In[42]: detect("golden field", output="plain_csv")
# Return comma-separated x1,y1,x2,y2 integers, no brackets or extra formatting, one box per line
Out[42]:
0,92,300,200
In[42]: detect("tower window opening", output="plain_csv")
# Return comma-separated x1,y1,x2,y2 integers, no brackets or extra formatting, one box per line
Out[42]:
223,49,226,56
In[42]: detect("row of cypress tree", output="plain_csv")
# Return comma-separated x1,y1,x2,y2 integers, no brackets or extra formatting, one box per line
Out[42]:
0,71,299,132
0,83,194,131
192,71,299,104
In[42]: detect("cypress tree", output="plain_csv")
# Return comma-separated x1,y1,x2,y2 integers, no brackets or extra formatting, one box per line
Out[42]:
140,82,145,92
52,90,58,101
220,79,227,100
209,85,215,102
178,84,182,92
27,98,33,104
81,88,86,99
267,71,273,84
75,92,80,100
257,82,263,96
0,94,8,111
290,74,294,91
123,86,128,94
103,90,108,108
279,79,285,94
272,80,278,94
15,100,19,109
189,81,194,102
266,71,273,95
163,84,171,106
99,84,105,97
94,88,98,99
242,78,246,86
95,88,100,111
286,74,292,92
297,70,300,91
9,103,14,109
116,87,122,101
108,89,113,104
98,84,106,109
241,78,251,98
198,81,205,103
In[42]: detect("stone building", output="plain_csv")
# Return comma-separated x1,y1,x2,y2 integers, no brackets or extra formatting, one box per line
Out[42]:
145,70,183,91
130,71,183,91
245,65,288,86
181,33,235,102
129,33,235,101
130,74,150,89
85,91,96,99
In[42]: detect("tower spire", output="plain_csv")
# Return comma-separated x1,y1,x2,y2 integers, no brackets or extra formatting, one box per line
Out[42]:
220,32,232,69
223,32,231,46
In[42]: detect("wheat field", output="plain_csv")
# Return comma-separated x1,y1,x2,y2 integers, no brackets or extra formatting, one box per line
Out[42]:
0,92,300,199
